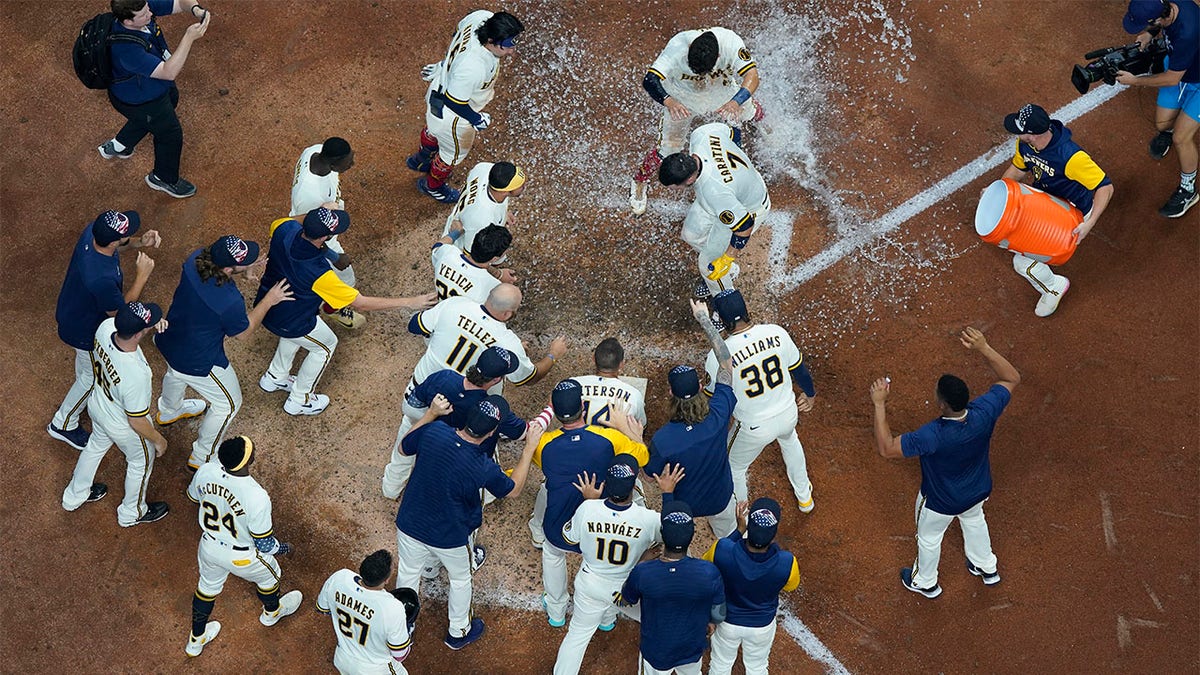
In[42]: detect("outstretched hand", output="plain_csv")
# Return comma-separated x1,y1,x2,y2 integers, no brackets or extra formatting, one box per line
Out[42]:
573,472,604,500
959,326,988,351
869,377,890,404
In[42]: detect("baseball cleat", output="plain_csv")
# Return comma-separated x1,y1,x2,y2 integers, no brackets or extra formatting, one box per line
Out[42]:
185,621,221,657
325,305,366,329
900,568,942,598
406,150,433,173
258,372,295,393
444,617,486,650
145,173,197,199
471,544,488,572
155,399,209,425
283,394,331,416
798,493,815,514
542,593,566,628
131,501,170,526
692,279,712,300
47,423,89,451
420,564,440,580
260,590,303,626
1159,187,1198,219
1034,277,1069,317
1148,130,1172,160
86,483,109,503
598,617,617,632
966,560,1001,585
417,177,461,204
629,179,648,215
98,139,134,160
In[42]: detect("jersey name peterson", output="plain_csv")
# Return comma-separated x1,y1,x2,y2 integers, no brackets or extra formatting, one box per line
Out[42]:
731,335,782,368
580,384,633,403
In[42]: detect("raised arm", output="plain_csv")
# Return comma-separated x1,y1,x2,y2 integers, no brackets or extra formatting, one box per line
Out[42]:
691,299,732,385
960,327,1020,392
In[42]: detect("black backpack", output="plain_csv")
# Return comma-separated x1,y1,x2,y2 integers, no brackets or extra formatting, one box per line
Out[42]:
73,12,152,90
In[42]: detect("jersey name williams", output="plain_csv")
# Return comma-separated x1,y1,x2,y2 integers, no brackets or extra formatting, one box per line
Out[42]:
455,314,498,346
334,591,375,620
198,483,246,516
586,521,644,538
731,335,782,368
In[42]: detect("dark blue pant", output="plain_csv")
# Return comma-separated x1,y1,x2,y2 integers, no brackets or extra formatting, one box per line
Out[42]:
108,86,182,183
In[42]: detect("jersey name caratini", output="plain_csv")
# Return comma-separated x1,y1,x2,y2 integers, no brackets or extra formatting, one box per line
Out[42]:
410,296,535,386
89,318,153,429
650,27,755,111
187,462,274,549
317,569,411,668
564,500,661,583
291,144,342,216
705,323,802,423
441,162,510,252
432,243,500,303
573,374,647,425
430,10,500,112
690,123,768,232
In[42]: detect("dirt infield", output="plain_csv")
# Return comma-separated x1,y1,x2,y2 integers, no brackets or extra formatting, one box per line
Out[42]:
1,1,1196,673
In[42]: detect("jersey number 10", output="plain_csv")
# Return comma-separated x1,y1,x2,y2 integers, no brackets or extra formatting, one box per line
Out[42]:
594,537,630,565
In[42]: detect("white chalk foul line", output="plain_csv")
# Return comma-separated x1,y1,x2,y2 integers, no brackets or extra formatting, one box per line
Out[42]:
779,603,852,675
769,84,1127,292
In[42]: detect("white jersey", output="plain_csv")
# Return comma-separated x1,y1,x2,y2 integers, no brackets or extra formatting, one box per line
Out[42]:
705,323,803,423
690,123,769,233
649,27,756,113
573,375,647,425
428,10,500,112
432,243,500,303
563,499,661,584
441,162,511,253
88,318,153,431
291,144,342,216
410,295,535,387
187,461,274,549
317,569,412,673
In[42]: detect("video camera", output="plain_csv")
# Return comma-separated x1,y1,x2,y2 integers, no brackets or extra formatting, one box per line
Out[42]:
1070,36,1169,94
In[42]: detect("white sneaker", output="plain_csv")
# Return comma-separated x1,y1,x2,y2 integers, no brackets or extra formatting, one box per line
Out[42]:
283,394,330,416
629,179,648,215
258,372,295,393
1034,276,1070,317
421,564,440,580
185,621,221,657
156,398,208,425
260,590,303,626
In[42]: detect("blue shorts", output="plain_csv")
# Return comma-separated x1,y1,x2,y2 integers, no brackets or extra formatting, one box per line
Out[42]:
1157,81,1200,122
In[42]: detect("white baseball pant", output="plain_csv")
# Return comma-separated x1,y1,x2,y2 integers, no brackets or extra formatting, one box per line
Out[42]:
326,235,357,286
727,405,811,505
426,99,477,167
911,492,998,589
61,413,154,526
395,528,476,637
640,655,701,675
707,619,778,675
682,197,770,296
657,99,758,156
542,541,574,624
706,495,739,539
334,648,408,675
196,532,283,596
159,364,242,470
1012,252,1067,298
265,319,338,407
552,567,623,675
52,347,94,431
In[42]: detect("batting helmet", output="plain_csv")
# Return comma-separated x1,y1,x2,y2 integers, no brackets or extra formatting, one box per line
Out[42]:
390,587,420,628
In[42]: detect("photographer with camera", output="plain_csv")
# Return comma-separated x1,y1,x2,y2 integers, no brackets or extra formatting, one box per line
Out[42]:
1116,0,1200,219
992,104,1114,317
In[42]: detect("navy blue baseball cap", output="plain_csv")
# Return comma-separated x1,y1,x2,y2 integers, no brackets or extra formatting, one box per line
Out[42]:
552,379,583,418
668,365,700,400
1124,0,1167,33
746,497,782,548
114,301,162,336
713,289,748,326
92,210,141,246
475,346,518,379
464,396,507,437
302,207,350,238
210,235,260,268
661,501,695,551
603,454,640,500
1003,103,1051,135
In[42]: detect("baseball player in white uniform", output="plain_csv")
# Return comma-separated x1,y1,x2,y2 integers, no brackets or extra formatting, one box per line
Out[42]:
660,122,771,299
631,27,762,215
432,224,514,303
291,136,363,329
551,455,671,675
406,11,525,203
317,550,414,675
61,302,171,527
441,160,525,253
704,291,816,513
185,436,302,657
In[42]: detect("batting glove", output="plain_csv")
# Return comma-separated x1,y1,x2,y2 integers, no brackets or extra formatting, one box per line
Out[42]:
276,542,293,556
420,63,438,81
706,254,735,281
472,112,492,131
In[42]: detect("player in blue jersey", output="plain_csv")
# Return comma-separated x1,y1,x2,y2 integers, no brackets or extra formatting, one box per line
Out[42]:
702,497,800,675
619,501,726,674
871,327,1021,598
996,103,1114,317
533,379,648,628
644,299,738,538
1117,0,1200,218
50,210,160,451
255,207,434,416
393,395,542,650
155,236,293,470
